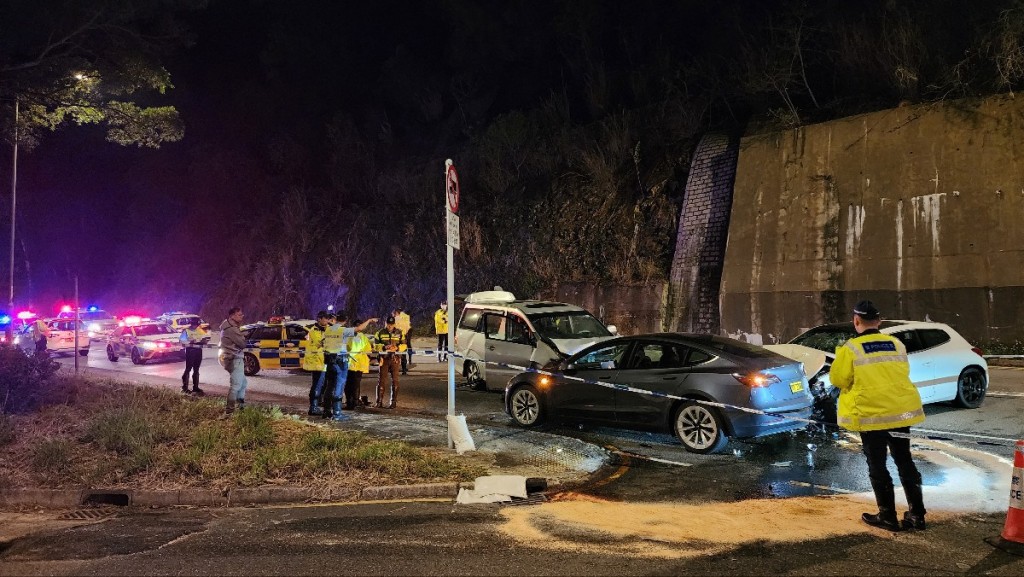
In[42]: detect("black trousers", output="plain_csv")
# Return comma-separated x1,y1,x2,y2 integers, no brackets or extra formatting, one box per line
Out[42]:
344,370,363,409
436,334,448,359
182,347,203,387
860,427,925,517
35,336,47,353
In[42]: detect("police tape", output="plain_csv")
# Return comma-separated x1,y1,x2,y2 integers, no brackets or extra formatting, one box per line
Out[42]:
441,351,1020,448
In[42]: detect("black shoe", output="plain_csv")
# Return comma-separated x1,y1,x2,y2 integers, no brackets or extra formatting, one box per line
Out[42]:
181,387,190,394
862,512,901,532
901,512,926,530
191,387,205,396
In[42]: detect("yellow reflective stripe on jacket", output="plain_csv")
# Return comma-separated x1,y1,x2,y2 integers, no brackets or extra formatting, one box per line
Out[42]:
830,332,925,432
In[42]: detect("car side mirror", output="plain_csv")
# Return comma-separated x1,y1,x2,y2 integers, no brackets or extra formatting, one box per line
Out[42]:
607,324,618,335
563,361,576,372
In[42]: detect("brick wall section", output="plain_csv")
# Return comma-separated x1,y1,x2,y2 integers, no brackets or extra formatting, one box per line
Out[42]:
667,133,739,333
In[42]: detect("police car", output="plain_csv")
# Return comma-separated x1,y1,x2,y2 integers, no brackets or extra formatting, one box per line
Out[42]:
238,317,316,376
56,306,119,340
106,317,184,365
14,317,90,356
157,311,212,339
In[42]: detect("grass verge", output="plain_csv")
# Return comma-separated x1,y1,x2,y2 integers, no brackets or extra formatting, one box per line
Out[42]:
0,378,486,495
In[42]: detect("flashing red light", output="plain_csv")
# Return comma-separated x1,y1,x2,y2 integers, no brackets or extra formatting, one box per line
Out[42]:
16,311,36,320
123,315,143,327
60,305,72,313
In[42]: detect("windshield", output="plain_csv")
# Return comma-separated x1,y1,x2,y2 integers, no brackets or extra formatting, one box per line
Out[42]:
133,324,173,337
528,311,611,340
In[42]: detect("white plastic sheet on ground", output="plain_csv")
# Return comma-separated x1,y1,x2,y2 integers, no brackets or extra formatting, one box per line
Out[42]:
447,414,476,454
456,475,528,504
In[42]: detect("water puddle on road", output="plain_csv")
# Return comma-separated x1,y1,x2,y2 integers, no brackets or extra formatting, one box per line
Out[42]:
498,437,1014,559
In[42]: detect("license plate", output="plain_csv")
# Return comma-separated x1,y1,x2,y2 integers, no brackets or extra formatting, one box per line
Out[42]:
790,381,803,393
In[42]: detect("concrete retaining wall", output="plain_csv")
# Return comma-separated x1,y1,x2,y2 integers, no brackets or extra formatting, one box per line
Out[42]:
550,282,666,335
721,95,1024,344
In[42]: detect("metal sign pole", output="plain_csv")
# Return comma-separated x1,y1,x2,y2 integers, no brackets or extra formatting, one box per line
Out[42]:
444,159,460,449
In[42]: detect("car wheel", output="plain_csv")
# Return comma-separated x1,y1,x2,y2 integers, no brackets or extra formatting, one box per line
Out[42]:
106,345,118,362
509,385,545,427
244,352,260,376
954,367,987,409
78,348,89,356
673,401,729,454
465,361,486,391
130,347,146,365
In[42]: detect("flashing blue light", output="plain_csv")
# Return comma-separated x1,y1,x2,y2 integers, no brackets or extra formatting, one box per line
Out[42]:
87,305,99,312
0,315,11,326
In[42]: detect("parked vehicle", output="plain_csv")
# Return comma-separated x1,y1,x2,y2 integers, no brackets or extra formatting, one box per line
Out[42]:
503,333,813,454
238,318,316,376
57,307,118,340
14,318,90,356
157,311,211,334
106,318,183,365
455,290,617,391
767,320,988,422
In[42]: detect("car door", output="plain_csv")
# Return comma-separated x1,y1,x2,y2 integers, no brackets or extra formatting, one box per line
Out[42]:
917,328,958,401
613,341,689,426
250,325,283,369
485,313,535,388
891,329,934,402
281,324,308,369
552,341,632,422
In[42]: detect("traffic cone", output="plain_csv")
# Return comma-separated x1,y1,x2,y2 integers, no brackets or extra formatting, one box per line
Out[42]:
1002,440,1024,543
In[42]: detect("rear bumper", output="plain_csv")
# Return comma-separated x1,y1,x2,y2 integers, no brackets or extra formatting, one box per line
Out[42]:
727,405,813,439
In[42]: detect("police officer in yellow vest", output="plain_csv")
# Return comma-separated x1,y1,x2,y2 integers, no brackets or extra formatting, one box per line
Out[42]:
829,300,926,532
434,301,448,362
374,316,407,408
344,322,373,410
303,311,330,416
180,317,208,396
323,312,377,419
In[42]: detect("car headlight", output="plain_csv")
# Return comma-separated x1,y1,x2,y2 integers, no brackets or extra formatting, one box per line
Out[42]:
88,323,100,332
142,342,157,350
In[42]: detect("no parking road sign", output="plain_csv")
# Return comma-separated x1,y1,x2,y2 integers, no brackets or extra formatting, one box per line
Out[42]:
446,160,460,214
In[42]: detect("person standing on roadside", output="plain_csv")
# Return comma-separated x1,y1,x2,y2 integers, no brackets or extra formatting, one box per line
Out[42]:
344,319,373,410
31,317,51,354
219,307,248,415
829,300,927,532
323,312,377,419
374,316,406,408
180,317,207,395
434,301,448,362
303,311,330,415
394,307,412,374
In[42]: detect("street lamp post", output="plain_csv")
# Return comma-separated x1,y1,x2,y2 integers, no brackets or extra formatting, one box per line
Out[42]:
5,96,17,344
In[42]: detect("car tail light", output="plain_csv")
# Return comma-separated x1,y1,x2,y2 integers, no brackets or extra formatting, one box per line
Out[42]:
971,346,984,357
733,371,782,388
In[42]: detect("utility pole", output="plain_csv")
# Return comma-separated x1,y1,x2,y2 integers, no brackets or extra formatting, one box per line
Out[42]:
6,97,17,345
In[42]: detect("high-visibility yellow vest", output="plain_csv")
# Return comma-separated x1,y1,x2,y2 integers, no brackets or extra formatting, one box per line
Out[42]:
434,308,448,334
324,324,354,354
303,325,327,372
374,327,407,354
829,332,925,432
347,332,371,373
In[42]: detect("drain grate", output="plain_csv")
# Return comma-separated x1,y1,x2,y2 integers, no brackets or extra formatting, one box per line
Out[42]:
57,508,116,521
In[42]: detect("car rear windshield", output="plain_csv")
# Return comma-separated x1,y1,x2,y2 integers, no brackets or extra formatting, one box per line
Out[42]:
528,312,611,340
134,324,173,337
691,335,780,358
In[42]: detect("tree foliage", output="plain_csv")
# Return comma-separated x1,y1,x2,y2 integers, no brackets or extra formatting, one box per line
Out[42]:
0,0,200,149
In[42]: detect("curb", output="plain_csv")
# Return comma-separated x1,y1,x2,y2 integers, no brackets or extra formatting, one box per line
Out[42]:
0,482,467,510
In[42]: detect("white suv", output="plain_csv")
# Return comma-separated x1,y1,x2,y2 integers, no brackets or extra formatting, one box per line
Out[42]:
454,290,617,391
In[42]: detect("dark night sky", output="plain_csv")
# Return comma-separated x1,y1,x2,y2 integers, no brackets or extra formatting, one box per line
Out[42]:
2,0,1008,319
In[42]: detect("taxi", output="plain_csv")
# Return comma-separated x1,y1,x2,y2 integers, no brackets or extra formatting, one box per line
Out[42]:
157,311,212,334
239,316,316,375
106,316,183,365
14,317,91,356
